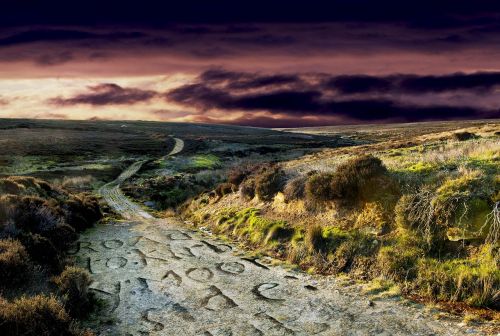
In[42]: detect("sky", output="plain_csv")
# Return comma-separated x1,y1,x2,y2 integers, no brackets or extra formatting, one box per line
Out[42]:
0,1,499,127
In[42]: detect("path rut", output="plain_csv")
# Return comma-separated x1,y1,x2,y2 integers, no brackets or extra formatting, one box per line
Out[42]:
77,137,480,336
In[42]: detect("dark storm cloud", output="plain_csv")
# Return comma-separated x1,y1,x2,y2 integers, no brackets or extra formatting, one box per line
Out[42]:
398,73,500,93
326,72,500,94
2,1,500,29
167,83,493,121
50,83,158,106
165,69,500,124
0,29,146,47
2,19,500,71
325,76,393,94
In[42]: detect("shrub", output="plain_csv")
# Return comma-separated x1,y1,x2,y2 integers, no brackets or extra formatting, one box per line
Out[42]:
215,183,237,198
60,176,96,190
255,167,285,201
394,191,443,248
0,179,25,195
19,233,60,269
330,155,390,205
227,166,253,186
240,178,256,200
305,172,334,205
377,245,423,282
0,239,29,285
283,176,307,202
0,178,102,254
433,170,490,229
12,196,63,234
54,266,92,317
453,131,477,141
44,224,78,250
0,294,80,336
63,194,102,232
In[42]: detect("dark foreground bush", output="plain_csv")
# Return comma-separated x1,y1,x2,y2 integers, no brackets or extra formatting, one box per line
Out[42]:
54,266,93,317
0,177,101,254
63,195,102,231
0,239,29,286
19,233,60,269
0,294,86,336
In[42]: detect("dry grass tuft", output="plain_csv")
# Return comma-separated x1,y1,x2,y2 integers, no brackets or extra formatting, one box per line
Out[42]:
0,294,75,336
53,266,93,317
283,175,307,202
0,239,30,285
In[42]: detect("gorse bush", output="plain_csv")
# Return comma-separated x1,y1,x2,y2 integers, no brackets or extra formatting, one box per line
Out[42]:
0,176,101,278
377,244,424,282
0,239,29,286
330,230,377,274
124,173,222,210
54,266,92,318
395,169,496,248
0,177,101,235
63,195,101,232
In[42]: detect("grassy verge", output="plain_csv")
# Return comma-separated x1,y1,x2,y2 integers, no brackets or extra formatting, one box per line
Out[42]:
184,131,500,318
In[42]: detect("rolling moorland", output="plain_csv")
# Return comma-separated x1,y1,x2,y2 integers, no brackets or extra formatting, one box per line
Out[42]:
0,118,498,335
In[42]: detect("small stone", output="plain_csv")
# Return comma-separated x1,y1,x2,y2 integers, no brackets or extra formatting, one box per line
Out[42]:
367,300,375,307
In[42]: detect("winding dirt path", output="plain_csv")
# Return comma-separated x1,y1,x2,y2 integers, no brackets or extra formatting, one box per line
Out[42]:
98,137,184,220
76,137,480,336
